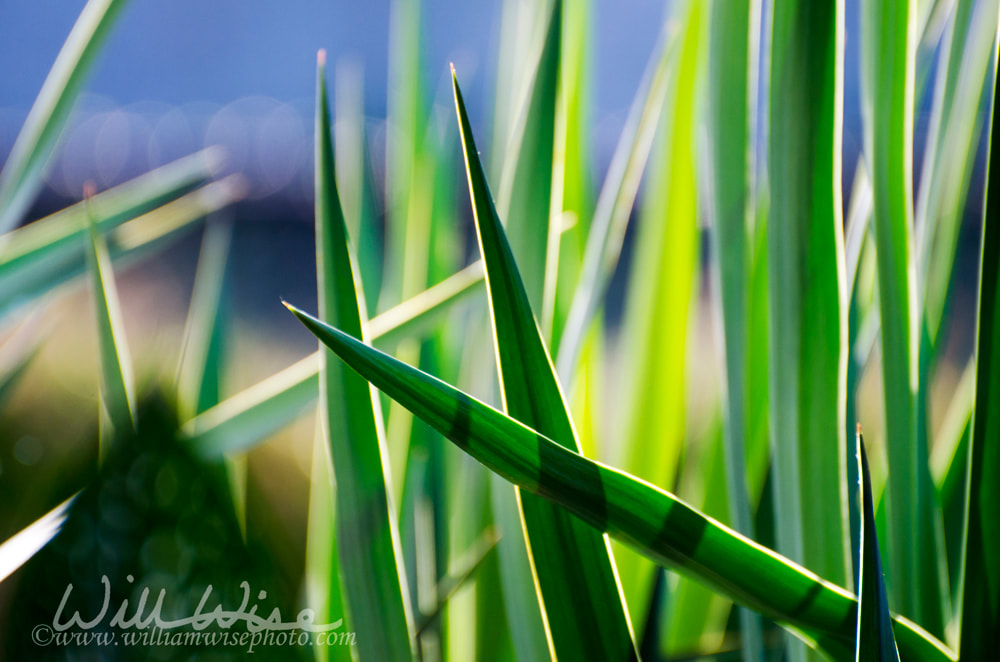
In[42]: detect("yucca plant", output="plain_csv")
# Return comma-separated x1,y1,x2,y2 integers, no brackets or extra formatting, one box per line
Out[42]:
3,0,999,661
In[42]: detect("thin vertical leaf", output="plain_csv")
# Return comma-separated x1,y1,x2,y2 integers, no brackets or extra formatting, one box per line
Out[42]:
958,33,1000,658
861,0,929,625
546,0,594,348
0,0,129,233
305,415,351,662
84,185,135,461
453,66,639,660
856,428,902,662
767,0,851,595
314,51,415,661
706,0,765,658
334,60,382,308
176,220,232,422
495,0,561,316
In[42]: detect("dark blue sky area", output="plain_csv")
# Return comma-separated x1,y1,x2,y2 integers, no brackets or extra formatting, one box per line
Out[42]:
0,0,665,119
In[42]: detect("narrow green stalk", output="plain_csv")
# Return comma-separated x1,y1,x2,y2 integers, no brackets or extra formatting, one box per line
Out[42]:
84,186,135,462
767,0,851,614
707,0,765,658
313,52,415,660
957,29,1000,657
453,65,639,661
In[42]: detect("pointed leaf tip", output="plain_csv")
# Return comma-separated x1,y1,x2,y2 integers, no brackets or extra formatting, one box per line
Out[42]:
317,49,327,66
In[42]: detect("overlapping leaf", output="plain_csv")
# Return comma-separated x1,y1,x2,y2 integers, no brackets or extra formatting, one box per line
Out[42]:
453,64,639,660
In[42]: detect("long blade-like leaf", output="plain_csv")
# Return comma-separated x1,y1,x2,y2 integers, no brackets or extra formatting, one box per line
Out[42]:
0,0,130,233
1,176,243,323
494,0,560,315
957,35,1000,658
706,0,765,657
453,64,639,660
176,219,233,422
861,0,933,627
767,9,851,662
313,51,415,660
284,302,955,662
856,428,901,661
84,185,135,460
0,149,222,305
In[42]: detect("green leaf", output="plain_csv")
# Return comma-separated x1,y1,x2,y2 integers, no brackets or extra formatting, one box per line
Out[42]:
176,220,232,422
283,302,956,662
856,428,901,661
0,0,130,233
861,0,933,627
494,0,560,317
705,0,766,658
453,64,639,660
84,187,135,460
916,0,998,345
0,149,226,318
305,416,351,662
174,218,246,539
767,0,851,644
313,51,415,660
958,47,1000,659
180,262,484,457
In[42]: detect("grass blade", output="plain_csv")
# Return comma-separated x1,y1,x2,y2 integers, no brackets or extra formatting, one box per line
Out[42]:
283,302,956,662
916,0,998,342
0,0,130,233
861,0,930,626
767,0,851,613
1,176,243,322
453,65,639,660
957,38,1000,658
176,219,232,422
84,185,135,460
313,51,415,660
0,149,222,308
706,0,766,657
0,496,75,584
856,428,901,661
494,0,560,316
305,415,351,662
